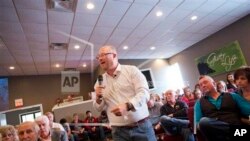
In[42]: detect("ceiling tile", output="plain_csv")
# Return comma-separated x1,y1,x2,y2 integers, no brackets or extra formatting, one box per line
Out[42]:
102,0,131,16
48,10,74,25
18,9,47,23
49,24,71,34
31,50,49,56
14,0,46,10
1,33,26,42
26,33,48,43
0,22,23,33
0,8,19,22
74,13,99,26
211,1,241,16
22,23,48,34
72,26,94,35
0,0,14,7
49,33,70,43
96,15,122,27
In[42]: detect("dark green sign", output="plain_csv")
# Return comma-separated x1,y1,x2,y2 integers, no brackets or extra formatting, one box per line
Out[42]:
195,41,247,76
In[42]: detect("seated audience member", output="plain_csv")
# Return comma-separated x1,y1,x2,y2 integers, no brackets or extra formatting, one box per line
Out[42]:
84,110,105,141
56,98,63,106
45,112,65,131
67,94,74,102
71,113,89,141
35,115,68,141
181,86,195,104
98,110,112,139
193,89,202,100
175,89,182,101
195,75,250,141
147,94,163,126
226,73,237,92
17,121,40,141
0,125,19,141
216,80,228,93
158,89,194,141
234,66,250,125
59,118,75,141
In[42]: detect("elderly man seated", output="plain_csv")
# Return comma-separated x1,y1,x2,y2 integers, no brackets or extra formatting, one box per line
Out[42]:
35,115,68,141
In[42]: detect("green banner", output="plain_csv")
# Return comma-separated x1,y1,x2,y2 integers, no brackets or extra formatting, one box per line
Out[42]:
195,41,247,76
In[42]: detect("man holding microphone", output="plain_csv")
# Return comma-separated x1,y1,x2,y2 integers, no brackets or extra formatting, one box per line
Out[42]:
94,45,156,141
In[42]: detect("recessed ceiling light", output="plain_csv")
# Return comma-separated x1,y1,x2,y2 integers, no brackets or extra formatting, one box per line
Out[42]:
9,66,15,70
74,45,80,49
191,15,198,21
150,46,156,50
123,46,128,50
156,11,163,17
55,64,60,68
86,3,95,10
83,64,87,67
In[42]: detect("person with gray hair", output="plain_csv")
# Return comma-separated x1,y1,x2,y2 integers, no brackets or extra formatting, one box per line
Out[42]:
216,80,227,93
195,75,250,141
0,125,19,141
45,112,65,131
17,121,40,141
158,89,194,141
35,115,68,141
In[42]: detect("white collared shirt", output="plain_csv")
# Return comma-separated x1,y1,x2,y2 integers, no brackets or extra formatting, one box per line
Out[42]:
94,64,150,126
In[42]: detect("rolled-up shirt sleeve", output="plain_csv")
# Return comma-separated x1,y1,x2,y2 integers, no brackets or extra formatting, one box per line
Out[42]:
129,66,150,110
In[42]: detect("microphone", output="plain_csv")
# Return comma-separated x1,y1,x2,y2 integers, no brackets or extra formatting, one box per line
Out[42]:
98,75,103,98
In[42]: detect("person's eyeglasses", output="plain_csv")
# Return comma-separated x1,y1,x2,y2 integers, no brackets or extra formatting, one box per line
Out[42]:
96,53,113,60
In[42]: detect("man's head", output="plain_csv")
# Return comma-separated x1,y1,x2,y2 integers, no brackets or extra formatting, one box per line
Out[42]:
35,115,50,138
183,86,192,96
96,45,118,71
164,89,176,103
18,121,39,141
45,112,54,124
73,113,79,121
86,111,92,118
198,75,217,95
227,73,235,83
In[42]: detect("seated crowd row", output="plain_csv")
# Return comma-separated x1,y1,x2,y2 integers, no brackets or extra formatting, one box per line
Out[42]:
0,67,250,141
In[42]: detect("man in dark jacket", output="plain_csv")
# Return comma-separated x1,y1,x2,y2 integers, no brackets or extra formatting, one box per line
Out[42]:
159,89,194,141
195,75,250,141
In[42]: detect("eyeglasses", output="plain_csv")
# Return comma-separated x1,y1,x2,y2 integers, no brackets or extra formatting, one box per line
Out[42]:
96,53,113,60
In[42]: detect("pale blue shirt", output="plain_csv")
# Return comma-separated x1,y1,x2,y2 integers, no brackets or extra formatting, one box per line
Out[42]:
93,64,150,126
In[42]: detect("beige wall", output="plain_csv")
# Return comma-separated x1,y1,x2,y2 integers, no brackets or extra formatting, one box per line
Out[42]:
169,14,250,88
119,59,170,95
8,73,94,113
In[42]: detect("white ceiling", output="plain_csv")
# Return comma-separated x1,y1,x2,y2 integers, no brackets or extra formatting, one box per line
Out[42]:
0,0,250,76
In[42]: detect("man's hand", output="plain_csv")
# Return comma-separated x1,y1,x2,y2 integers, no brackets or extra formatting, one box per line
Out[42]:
111,103,127,116
95,86,105,104
167,114,173,118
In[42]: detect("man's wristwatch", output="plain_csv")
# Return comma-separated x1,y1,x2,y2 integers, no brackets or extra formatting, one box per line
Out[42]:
126,102,134,111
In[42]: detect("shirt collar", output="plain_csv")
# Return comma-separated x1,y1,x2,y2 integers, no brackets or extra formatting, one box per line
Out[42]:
106,64,121,78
